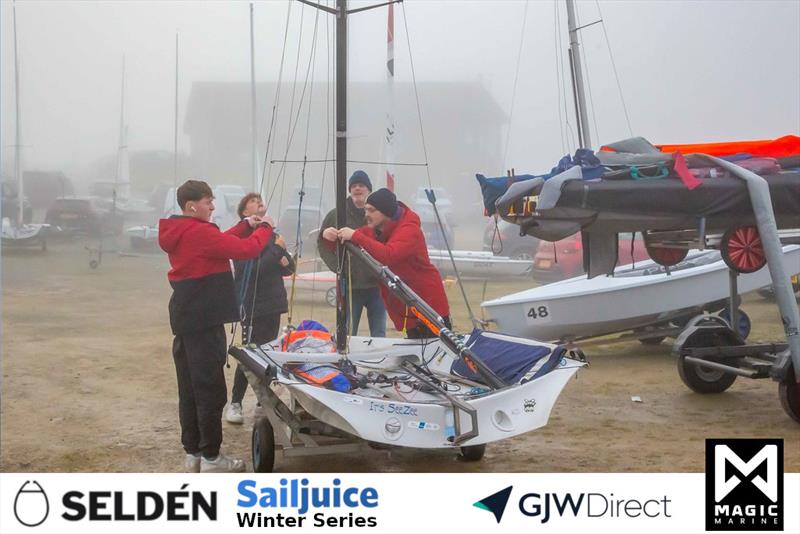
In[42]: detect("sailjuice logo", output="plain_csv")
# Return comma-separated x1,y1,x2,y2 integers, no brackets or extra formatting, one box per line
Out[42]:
236,478,379,528
473,486,513,523
13,481,50,527
706,438,783,531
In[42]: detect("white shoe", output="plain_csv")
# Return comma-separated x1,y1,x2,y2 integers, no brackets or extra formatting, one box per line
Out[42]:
200,453,246,473
185,453,201,473
226,402,244,424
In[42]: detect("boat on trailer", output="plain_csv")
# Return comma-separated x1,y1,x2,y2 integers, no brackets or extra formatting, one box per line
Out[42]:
428,248,532,279
228,0,584,472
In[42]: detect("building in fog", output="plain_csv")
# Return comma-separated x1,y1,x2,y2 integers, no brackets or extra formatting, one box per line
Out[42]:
183,81,507,213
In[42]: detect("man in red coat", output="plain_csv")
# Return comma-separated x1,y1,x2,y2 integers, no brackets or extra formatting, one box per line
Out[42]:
159,180,273,472
337,188,450,338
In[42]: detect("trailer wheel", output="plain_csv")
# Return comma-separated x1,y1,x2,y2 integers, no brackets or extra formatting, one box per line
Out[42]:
721,226,766,274
677,330,737,394
325,287,337,307
252,417,275,473
779,367,800,424
89,259,99,269
458,444,486,462
718,309,751,340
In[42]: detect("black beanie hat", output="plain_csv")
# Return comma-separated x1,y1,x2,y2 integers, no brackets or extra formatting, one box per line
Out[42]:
348,170,373,192
366,188,398,218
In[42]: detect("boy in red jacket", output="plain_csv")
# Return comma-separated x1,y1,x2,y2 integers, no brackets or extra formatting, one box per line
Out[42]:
159,180,272,472
337,188,450,338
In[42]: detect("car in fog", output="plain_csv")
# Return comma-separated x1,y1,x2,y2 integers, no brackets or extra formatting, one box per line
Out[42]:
482,218,540,259
45,196,124,237
532,232,651,283
277,205,325,256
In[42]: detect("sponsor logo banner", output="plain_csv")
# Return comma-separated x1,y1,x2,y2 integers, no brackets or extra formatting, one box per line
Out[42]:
1,473,797,533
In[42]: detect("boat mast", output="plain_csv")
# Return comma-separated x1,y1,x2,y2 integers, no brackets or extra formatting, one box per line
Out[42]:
334,0,348,352
12,0,23,227
250,2,259,193
173,33,179,193
114,55,126,212
565,0,592,149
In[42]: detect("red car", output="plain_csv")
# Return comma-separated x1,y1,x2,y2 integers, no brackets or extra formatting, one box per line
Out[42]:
533,232,651,283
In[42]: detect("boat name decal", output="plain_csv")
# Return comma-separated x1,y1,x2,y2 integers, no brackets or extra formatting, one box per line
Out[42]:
524,399,536,413
368,401,418,417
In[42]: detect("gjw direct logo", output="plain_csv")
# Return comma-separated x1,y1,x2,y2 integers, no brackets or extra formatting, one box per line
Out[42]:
474,485,672,524
706,438,784,531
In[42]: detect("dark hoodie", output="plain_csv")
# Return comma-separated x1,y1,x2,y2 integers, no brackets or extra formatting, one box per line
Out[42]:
159,215,272,334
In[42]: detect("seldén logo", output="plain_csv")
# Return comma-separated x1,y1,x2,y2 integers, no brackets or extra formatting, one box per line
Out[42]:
473,486,513,523
706,438,784,531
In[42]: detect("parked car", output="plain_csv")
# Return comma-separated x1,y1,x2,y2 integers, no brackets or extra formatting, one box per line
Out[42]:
45,196,124,237
278,205,325,256
482,218,540,259
532,232,651,283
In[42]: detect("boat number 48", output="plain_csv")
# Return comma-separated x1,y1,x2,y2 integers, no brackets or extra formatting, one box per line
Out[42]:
526,305,550,321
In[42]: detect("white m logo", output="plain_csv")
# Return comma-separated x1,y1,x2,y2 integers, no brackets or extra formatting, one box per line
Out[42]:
715,444,778,502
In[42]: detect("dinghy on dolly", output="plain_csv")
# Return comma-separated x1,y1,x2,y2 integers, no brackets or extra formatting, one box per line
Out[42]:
227,0,584,472
481,138,800,423
230,244,585,472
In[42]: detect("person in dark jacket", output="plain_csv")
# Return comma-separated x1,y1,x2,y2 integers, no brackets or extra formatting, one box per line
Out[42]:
318,170,387,337
337,188,451,338
159,180,272,473
226,193,295,424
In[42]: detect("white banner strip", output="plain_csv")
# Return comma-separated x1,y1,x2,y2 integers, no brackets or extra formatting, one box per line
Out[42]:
1,473,797,534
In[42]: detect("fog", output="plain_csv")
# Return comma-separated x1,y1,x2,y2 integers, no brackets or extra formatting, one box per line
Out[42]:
1,0,798,216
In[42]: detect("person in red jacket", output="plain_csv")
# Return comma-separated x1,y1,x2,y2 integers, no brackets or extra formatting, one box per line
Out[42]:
337,188,450,338
159,180,273,473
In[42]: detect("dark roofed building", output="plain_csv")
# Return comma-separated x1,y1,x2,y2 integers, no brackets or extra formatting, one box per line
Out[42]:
183,80,506,210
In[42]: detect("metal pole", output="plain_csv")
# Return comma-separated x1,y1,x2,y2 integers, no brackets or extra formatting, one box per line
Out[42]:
173,33,179,190
250,2,259,193
13,0,23,227
335,0,348,352
565,0,592,149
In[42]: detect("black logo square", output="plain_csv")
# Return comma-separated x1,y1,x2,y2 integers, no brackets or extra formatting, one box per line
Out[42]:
705,438,783,531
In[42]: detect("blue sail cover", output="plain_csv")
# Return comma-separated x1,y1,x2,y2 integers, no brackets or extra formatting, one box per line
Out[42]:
451,329,565,384
476,149,603,215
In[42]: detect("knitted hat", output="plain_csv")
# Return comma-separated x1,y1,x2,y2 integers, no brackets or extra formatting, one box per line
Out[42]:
348,170,373,192
366,188,398,218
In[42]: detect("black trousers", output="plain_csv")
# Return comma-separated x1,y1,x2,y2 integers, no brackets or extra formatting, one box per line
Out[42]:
231,313,282,404
172,325,227,459
405,315,452,339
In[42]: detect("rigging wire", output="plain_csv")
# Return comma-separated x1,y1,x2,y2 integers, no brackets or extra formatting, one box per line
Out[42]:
259,1,293,197
595,0,633,137
400,2,480,329
575,1,600,146
554,0,577,153
501,0,530,170
552,0,566,154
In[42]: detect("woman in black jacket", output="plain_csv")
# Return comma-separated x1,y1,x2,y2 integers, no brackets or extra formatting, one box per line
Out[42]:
226,193,295,424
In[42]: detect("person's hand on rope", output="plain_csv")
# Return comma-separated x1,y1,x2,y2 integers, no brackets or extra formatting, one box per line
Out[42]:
322,227,338,242
245,215,262,228
337,227,355,242
275,234,287,249
280,256,290,267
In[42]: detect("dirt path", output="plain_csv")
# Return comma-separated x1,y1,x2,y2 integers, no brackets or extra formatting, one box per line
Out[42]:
2,241,798,472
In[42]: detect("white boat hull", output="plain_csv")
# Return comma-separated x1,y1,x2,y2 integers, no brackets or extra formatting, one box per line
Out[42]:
428,249,531,278
239,334,583,448
1,219,47,247
481,246,800,341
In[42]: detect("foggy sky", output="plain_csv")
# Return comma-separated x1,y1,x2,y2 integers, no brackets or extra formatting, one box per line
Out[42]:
1,0,799,188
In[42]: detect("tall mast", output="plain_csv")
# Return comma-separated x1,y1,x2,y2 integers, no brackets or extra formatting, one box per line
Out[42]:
565,0,591,149
250,2,259,193
335,0,348,352
12,0,23,227
173,33,179,192
384,2,395,192
114,55,127,208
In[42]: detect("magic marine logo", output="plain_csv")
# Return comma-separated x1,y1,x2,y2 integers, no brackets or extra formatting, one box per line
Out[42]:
706,438,784,531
